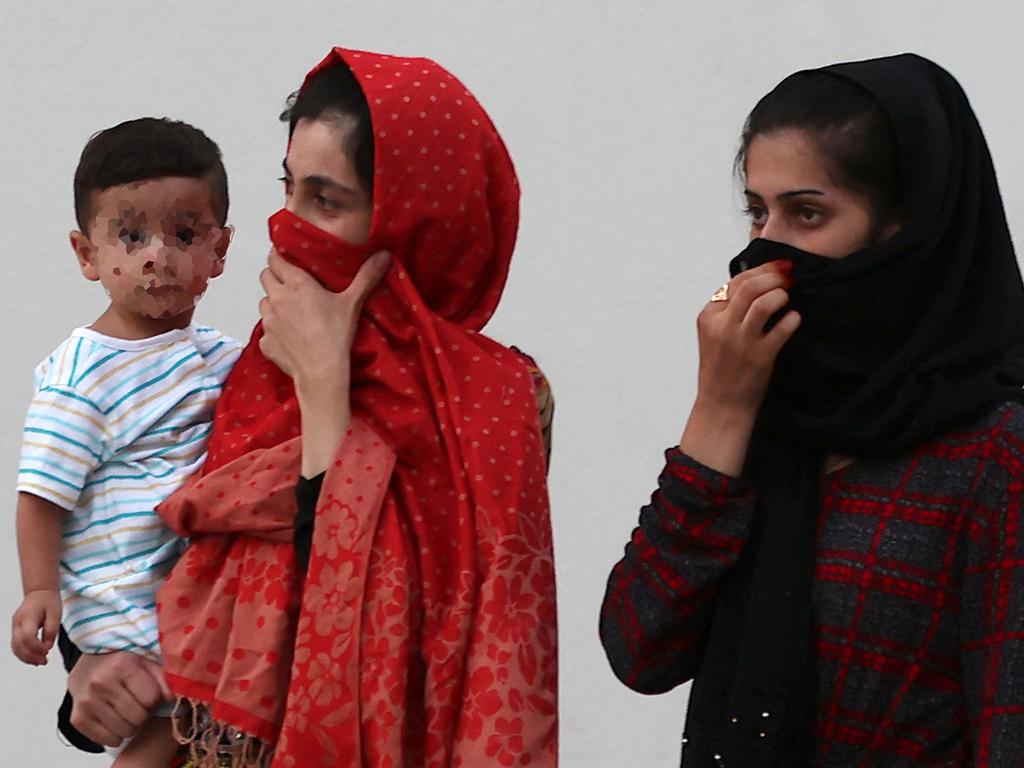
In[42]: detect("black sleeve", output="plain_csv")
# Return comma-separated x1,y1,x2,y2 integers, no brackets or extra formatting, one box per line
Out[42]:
56,626,104,753
294,472,326,574
599,449,755,694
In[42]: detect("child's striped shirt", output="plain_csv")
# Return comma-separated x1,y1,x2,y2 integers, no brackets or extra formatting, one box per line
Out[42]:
17,324,242,658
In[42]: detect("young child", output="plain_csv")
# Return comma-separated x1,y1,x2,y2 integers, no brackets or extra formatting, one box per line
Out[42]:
10,117,243,767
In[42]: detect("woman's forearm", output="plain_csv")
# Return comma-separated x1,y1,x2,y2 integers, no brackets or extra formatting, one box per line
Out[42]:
600,450,756,693
296,373,352,478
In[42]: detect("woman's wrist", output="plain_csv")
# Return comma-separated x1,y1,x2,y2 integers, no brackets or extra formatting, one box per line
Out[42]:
296,378,353,478
294,361,350,398
296,376,351,419
689,395,759,428
679,398,758,478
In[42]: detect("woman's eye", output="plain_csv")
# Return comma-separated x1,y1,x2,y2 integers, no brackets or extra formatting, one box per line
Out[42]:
798,207,822,224
316,195,338,211
279,176,294,195
176,227,196,244
744,206,767,225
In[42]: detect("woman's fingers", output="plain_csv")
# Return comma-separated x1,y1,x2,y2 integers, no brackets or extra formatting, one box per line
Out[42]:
266,248,305,283
731,259,793,286
724,262,793,319
346,251,391,309
741,286,792,337
103,679,152,728
74,720,123,749
693,260,799,415
67,651,161,745
121,663,168,709
78,679,152,745
258,333,276,360
139,657,173,702
259,266,281,298
256,248,388,385
79,706,136,746
764,310,802,355
69,689,137,746
265,248,389,310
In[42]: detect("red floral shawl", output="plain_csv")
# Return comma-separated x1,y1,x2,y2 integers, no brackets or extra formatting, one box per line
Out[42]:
155,47,557,767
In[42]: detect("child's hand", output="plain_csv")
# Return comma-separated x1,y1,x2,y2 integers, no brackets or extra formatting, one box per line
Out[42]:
11,589,61,665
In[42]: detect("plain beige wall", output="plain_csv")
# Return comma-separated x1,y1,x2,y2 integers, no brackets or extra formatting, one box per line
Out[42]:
2,1,1023,764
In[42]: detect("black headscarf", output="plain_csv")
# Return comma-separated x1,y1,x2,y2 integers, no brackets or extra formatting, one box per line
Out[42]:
681,53,1024,767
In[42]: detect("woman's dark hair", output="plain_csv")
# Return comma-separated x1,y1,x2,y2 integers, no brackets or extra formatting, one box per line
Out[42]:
280,65,374,195
74,117,229,233
737,71,901,224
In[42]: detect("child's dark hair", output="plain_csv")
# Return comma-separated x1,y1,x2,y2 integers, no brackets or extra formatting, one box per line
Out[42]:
280,64,374,195
74,117,229,233
737,71,901,225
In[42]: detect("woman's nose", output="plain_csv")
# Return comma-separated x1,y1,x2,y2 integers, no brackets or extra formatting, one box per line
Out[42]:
758,218,794,248
759,216,780,241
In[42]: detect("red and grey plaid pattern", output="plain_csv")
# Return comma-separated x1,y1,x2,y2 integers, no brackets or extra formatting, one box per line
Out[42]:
600,402,1024,766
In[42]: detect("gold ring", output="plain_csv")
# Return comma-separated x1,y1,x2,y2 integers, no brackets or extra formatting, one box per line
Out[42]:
710,282,730,303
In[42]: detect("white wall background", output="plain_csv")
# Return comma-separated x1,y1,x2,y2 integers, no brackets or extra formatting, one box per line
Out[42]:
1,1,1022,765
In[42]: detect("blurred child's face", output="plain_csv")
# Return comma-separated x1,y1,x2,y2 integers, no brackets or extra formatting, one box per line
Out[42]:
71,177,230,320
282,117,373,244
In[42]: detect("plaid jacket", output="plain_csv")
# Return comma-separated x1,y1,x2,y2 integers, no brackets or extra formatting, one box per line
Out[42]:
600,402,1024,767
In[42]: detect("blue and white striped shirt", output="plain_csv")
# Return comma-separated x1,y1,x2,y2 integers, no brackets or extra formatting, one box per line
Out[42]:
17,324,241,658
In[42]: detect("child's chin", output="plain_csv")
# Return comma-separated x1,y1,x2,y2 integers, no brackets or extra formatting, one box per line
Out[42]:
140,304,195,321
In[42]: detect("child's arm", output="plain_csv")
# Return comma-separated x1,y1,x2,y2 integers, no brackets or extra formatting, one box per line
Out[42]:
11,492,65,665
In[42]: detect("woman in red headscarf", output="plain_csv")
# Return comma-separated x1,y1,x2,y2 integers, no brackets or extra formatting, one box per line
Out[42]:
63,47,557,768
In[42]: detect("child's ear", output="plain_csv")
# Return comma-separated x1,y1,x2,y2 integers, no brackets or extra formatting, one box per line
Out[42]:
211,225,233,279
70,230,100,281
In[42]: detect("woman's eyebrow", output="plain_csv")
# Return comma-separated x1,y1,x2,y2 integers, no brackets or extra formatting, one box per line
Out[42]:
744,187,826,201
282,159,358,197
779,189,825,200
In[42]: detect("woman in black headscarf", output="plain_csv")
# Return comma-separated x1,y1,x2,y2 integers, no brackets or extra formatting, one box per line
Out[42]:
600,53,1024,767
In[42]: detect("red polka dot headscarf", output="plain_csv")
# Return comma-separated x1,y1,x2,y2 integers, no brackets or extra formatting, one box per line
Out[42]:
347,48,519,328
283,47,520,329
155,47,557,768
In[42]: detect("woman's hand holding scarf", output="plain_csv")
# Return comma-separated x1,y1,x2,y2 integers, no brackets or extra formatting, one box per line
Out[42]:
681,261,799,476
258,248,390,386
